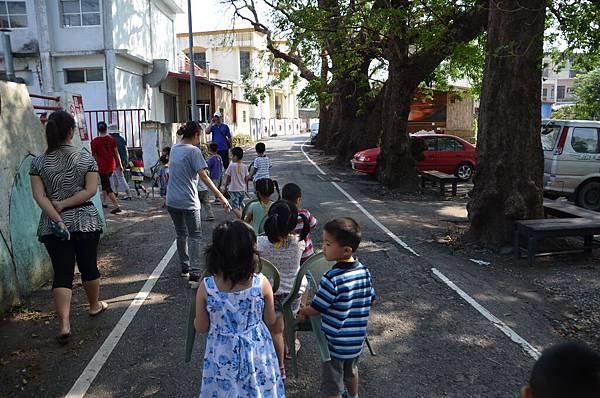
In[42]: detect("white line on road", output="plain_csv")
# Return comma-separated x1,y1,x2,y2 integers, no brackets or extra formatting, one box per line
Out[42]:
432,268,541,360
299,137,540,360
66,240,178,398
300,140,419,256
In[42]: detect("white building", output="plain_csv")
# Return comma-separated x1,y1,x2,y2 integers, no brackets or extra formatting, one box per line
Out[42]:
0,0,185,147
176,28,300,137
542,56,578,105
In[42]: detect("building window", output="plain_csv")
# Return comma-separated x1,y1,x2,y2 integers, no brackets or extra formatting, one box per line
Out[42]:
242,110,246,123
542,88,548,99
557,85,566,100
192,52,206,69
61,0,101,27
239,51,250,77
0,1,28,29
571,128,599,154
65,68,104,83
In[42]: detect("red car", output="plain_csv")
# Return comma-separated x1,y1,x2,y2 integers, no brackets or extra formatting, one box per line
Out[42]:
351,134,476,181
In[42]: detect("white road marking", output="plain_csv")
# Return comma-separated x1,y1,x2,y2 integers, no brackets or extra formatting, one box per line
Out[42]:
432,268,541,360
299,137,540,361
66,240,178,398
300,140,418,256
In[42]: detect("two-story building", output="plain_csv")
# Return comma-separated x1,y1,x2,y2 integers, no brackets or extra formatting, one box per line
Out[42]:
176,28,300,138
542,56,578,106
0,0,189,147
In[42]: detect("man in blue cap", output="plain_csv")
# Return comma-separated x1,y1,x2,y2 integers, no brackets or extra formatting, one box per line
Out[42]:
205,111,232,168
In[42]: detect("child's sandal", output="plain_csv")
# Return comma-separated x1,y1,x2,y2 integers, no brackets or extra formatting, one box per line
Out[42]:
279,366,286,380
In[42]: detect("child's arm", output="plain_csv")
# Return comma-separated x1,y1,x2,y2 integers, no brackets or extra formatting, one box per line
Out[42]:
297,305,320,322
194,282,210,333
297,276,336,321
244,204,254,224
261,276,277,326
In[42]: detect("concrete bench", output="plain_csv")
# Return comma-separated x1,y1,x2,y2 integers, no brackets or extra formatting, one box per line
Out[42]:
514,218,600,266
420,170,459,196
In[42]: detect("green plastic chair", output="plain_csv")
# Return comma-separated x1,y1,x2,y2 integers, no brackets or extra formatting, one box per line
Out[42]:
241,198,259,220
184,258,280,363
282,252,377,377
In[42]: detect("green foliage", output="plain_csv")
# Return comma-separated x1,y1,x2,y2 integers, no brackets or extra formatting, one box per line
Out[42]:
230,134,254,148
551,105,590,120
573,68,600,119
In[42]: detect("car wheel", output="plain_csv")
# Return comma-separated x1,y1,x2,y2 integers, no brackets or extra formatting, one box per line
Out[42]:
455,162,474,181
576,181,600,211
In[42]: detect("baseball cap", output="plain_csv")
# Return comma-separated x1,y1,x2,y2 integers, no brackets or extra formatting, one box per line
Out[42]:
213,111,222,118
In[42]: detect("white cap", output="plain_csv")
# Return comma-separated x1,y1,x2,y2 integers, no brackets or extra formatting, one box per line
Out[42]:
213,111,222,118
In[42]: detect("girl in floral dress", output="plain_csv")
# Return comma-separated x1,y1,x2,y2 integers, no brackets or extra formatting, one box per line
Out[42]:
194,220,285,397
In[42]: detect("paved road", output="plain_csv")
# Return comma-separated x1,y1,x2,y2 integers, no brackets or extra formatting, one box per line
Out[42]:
1,135,560,397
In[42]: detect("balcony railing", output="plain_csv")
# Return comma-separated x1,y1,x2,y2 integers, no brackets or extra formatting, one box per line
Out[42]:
176,53,208,78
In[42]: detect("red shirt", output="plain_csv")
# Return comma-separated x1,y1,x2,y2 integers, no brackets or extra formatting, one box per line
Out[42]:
91,135,117,173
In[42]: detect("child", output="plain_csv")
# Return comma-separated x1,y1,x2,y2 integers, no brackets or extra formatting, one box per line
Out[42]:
155,155,169,196
223,146,249,218
197,170,215,221
257,200,309,379
244,178,279,233
194,220,285,397
129,150,148,198
520,342,600,398
207,143,224,203
282,183,318,264
250,142,272,182
298,217,376,398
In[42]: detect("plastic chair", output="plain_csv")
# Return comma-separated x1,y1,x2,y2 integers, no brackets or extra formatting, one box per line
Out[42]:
184,259,280,363
241,198,259,220
281,253,377,377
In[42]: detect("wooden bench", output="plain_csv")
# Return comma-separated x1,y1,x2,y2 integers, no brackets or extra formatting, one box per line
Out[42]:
419,170,459,196
514,218,600,266
543,198,600,220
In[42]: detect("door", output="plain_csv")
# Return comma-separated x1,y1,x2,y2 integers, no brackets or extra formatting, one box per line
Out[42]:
416,137,438,171
560,126,600,193
436,136,466,174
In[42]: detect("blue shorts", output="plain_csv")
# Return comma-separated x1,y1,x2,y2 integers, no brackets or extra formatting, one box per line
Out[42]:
229,191,245,209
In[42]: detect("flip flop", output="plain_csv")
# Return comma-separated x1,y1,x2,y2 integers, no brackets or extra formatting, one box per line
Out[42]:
89,301,109,316
56,332,71,345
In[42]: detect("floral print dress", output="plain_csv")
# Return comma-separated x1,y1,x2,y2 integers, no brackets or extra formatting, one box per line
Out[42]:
200,274,285,398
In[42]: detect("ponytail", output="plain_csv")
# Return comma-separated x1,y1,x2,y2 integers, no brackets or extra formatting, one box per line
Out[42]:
297,213,310,242
45,110,75,154
273,180,281,200
263,200,298,244
177,121,200,139
255,178,281,200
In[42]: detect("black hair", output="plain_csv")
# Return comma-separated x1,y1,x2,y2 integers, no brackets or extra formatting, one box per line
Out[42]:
255,142,266,154
529,342,600,398
159,155,168,165
231,146,244,160
45,110,76,154
97,121,107,132
209,143,218,152
162,146,171,156
323,218,362,252
264,200,309,244
282,183,302,202
205,220,260,288
136,150,143,158
177,121,200,139
255,178,280,200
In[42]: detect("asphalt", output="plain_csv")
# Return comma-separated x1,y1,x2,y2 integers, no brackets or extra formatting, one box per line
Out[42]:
1,134,567,398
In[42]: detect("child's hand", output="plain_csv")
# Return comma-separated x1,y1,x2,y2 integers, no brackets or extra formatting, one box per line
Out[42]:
296,311,307,322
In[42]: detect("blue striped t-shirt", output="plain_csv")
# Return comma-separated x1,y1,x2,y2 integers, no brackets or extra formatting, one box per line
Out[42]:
252,155,272,181
311,261,376,359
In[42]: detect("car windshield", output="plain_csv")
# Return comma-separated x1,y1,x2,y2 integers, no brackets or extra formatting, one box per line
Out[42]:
541,124,561,151
311,123,319,130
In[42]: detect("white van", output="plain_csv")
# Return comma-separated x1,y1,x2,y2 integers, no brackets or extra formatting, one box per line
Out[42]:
542,119,600,210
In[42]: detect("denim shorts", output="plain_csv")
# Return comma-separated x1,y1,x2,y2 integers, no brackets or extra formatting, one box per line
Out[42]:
229,191,245,209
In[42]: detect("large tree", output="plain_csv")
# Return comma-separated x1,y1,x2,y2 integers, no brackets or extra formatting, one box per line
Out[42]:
466,0,546,246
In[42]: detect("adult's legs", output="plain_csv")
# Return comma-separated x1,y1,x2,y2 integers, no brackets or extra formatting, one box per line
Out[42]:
168,207,190,274
218,150,230,169
100,172,121,211
114,169,132,198
74,233,107,314
44,238,77,336
182,208,203,276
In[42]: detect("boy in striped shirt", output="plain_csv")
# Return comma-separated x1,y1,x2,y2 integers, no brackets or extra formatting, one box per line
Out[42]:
250,142,272,182
298,218,376,398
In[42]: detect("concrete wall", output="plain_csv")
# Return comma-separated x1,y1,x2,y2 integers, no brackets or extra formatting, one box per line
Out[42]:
0,82,104,314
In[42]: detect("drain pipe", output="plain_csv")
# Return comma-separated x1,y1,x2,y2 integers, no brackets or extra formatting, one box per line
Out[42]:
1,29,16,81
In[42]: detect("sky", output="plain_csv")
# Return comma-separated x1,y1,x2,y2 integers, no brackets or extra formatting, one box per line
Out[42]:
174,0,270,33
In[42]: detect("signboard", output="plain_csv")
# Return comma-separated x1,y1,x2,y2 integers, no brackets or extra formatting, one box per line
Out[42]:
69,94,89,141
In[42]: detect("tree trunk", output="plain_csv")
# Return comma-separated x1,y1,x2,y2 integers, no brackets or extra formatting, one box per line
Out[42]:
378,47,420,189
467,0,546,247
315,99,332,150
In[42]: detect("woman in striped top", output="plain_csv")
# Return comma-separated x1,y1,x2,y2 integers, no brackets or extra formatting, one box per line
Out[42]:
30,110,108,345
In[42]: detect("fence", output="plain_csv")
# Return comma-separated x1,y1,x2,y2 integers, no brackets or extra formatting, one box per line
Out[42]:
249,118,306,141
29,93,61,123
84,109,147,148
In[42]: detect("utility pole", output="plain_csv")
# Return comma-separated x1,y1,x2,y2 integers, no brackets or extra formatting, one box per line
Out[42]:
187,0,198,121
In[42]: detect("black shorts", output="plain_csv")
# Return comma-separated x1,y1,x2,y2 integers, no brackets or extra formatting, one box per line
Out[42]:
43,232,101,289
99,172,113,194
